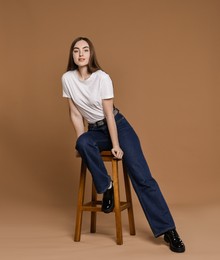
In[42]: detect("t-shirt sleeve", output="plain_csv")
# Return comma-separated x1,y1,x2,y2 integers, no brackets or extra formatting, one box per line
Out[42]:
100,75,114,99
61,74,71,98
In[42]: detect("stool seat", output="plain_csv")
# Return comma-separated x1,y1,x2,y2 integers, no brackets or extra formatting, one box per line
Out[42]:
74,151,136,245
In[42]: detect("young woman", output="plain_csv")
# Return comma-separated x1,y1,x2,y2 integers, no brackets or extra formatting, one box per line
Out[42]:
61,36,185,253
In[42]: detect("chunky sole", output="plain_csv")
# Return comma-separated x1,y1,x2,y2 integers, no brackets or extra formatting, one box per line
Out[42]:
164,235,185,253
102,202,114,214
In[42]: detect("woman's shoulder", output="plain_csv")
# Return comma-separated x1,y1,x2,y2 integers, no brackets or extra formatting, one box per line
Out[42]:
61,70,75,80
95,70,111,80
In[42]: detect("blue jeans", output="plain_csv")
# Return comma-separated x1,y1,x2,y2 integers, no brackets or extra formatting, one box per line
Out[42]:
76,113,176,237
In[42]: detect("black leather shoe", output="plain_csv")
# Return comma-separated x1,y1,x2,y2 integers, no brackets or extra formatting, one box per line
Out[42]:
164,229,185,253
101,184,114,213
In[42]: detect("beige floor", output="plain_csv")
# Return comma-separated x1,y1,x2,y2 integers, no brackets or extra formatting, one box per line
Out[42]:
1,201,220,260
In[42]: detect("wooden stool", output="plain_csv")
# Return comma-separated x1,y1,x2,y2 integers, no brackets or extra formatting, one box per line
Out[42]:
74,151,136,245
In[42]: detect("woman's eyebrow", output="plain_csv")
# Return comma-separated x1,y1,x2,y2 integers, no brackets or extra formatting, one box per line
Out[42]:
73,46,89,49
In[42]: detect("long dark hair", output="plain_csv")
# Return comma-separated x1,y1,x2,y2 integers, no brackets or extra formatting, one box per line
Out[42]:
66,37,102,73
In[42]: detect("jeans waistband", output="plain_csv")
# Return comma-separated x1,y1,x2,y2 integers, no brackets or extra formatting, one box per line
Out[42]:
88,108,119,129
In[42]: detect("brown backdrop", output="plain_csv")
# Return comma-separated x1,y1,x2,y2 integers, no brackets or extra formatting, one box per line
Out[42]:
0,0,219,220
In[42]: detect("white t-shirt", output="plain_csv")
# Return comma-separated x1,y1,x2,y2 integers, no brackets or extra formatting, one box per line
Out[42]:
61,70,114,123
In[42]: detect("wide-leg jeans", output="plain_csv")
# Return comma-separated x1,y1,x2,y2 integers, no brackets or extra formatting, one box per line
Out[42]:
75,113,176,237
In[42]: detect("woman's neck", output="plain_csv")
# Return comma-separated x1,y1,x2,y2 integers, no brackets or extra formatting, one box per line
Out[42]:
77,66,91,81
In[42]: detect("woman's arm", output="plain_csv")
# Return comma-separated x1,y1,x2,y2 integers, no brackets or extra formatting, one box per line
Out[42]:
102,98,123,159
67,98,85,138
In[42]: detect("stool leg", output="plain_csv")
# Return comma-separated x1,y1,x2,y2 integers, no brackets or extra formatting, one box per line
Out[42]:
112,159,123,245
123,164,136,236
74,160,87,242
90,182,97,233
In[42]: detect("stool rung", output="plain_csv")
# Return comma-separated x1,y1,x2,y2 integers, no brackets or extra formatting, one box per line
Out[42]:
82,201,102,212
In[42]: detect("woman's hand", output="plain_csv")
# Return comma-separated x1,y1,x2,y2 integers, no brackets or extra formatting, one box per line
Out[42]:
111,146,124,159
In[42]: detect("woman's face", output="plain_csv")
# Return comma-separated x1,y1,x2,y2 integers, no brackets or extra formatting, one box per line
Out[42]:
73,40,90,68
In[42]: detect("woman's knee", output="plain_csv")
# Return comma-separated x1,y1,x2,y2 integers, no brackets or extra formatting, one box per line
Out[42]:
75,133,94,152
